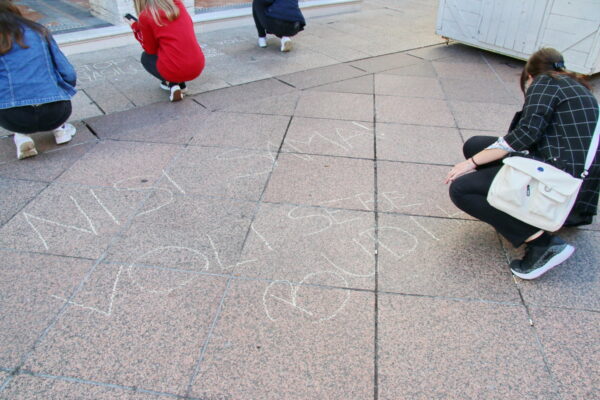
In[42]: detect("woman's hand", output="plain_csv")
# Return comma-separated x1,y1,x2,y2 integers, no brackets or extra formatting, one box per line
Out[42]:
445,159,476,184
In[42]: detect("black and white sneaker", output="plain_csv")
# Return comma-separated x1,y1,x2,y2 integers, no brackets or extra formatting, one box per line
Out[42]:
510,236,575,280
169,85,183,102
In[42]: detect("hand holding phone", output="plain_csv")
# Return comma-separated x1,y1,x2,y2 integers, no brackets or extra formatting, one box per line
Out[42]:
124,13,138,22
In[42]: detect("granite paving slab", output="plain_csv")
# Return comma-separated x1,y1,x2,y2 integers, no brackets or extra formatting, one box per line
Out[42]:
509,229,600,311
57,141,181,187
278,64,367,90
0,178,47,226
377,214,520,301
449,100,519,132
237,202,375,290
189,279,374,400
85,100,210,144
189,112,290,151
0,251,92,368
529,307,600,400
432,60,497,81
264,153,374,210
106,194,255,273
23,262,228,396
0,182,150,258
376,123,464,164
440,77,521,104
193,78,296,111
219,91,301,116
407,43,488,63
69,90,103,121
374,74,445,99
82,83,136,115
1,375,176,400
309,75,375,95
377,161,469,218
282,117,374,159
349,53,422,73
0,141,96,183
164,146,275,200
381,59,438,78
294,91,374,122
378,295,560,399
376,96,455,127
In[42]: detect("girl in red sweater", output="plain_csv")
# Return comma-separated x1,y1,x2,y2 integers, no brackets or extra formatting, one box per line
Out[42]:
127,0,205,102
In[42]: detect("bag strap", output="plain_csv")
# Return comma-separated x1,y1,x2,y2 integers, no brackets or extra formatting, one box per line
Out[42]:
582,118,600,178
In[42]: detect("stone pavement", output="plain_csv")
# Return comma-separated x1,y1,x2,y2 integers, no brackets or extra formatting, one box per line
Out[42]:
1,0,599,399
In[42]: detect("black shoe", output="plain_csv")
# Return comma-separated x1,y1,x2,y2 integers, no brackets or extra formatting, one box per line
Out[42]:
510,236,574,280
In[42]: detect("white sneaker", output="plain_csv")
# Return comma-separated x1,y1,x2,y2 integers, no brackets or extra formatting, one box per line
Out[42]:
258,37,267,48
14,133,38,159
162,81,188,94
170,85,183,102
52,123,76,145
280,36,292,52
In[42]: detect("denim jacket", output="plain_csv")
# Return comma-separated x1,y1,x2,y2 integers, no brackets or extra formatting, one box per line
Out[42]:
0,25,77,109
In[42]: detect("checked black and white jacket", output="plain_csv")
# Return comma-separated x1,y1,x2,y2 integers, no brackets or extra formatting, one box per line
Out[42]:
504,74,600,218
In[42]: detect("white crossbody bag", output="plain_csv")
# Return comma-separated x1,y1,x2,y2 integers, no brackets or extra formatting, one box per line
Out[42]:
487,120,600,232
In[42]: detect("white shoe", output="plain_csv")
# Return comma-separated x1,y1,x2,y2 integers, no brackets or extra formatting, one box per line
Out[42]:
162,81,188,94
14,133,38,159
52,123,76,145
280,36,292,52
170,85,183,102
258,37,267,48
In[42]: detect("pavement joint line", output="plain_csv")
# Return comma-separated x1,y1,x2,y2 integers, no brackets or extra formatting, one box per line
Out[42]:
81,88,107,115
480,51,523,104
185,277,232,397
185,112,296,397
12,369,198,400
524,304,600,314
0,246,97,262
0,181,48,231
372,72,380,400
0,375,13,393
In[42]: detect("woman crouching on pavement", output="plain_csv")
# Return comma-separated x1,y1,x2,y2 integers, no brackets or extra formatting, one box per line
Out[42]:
445,48,599,280
127,0,205,102
0,0,77,160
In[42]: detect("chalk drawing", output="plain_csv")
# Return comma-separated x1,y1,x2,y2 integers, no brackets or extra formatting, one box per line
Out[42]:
127,246,209,294
76,59,144,83
262,271,350,322
53,246,211,316
409,216,440,241
90,189,120,225
250,223,274,252
287,206,333,237
22,196,98,250
207,234,257,271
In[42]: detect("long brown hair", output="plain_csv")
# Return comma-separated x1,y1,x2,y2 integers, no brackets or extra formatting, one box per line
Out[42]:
0,0,49,55
133,0,180,26
520,47,591,93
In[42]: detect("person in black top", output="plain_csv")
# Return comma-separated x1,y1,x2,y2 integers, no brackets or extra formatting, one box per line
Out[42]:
445,48,599,280
252,0,305,52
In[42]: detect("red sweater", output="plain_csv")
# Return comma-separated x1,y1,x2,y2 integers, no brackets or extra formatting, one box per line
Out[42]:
132,0,204,83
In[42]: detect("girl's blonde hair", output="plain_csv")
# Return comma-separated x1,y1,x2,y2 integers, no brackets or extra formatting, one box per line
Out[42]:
133,0,179,26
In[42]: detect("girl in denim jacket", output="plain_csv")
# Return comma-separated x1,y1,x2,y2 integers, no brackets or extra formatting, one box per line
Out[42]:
0,0,77,159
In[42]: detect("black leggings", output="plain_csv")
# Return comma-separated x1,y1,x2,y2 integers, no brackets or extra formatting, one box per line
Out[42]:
140,52,184,86
252,0,303,37
449,136,540,247
0,101,71,134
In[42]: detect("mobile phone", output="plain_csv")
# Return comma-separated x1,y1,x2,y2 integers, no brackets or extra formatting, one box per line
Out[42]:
124,13,138,22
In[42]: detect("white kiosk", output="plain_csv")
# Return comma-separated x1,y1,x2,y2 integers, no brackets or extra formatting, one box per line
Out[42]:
435,0,600,75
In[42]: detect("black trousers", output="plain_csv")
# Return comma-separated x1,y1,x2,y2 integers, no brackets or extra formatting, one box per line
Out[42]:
449,136,541,247
252,0,303,38
0,100,71,134
140,52,183,86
